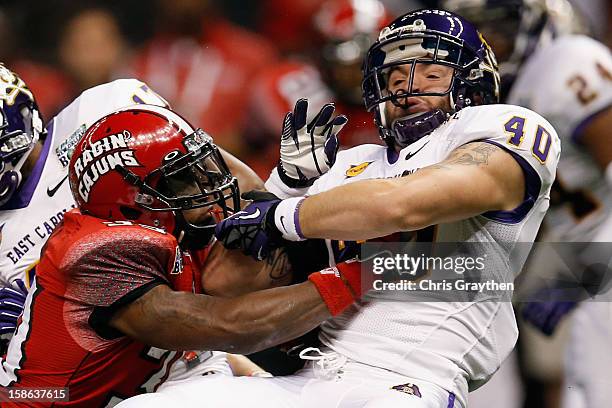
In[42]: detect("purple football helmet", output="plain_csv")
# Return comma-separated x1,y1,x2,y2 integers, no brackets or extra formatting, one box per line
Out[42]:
362,9,500,148
0,64,44,207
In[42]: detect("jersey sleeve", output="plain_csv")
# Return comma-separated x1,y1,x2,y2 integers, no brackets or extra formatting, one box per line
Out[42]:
306,144,386,196
507,35,612,144
52,79,170,167
444,105,560,223
63,224,177,338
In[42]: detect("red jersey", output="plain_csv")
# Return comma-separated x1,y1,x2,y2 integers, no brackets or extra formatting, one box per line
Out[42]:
247,59,382,149
0,210,203,407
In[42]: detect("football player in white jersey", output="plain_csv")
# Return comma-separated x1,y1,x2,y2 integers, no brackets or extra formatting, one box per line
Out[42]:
118,9,559,408
0,69,272,385
443,1,612,407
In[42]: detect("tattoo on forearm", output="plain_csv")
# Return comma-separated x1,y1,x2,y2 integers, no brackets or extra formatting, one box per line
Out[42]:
430,142,499,170
263,248,292,281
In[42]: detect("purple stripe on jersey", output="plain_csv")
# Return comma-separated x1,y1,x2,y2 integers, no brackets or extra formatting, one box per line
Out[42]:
447,392,456,408
570,102,612,144
481,140,542,224
1,120,54,211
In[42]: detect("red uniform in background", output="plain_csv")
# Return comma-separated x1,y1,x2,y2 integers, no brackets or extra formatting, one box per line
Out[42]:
10,61,73,120
0,210,203,407
248,60,380,149
129,20,278,153
246,0,392,174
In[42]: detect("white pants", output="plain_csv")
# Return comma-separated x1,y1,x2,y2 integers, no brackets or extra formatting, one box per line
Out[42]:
562,302,612,408
117,351,460,408
162,350,232,388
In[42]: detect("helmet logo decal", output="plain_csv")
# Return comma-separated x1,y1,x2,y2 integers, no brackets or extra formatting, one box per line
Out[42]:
163,150,180,162
73,130,141,202
446,16,464,36
0,65,34,106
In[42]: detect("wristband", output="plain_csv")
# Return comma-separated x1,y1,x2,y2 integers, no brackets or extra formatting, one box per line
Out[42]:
274,197,306,241
308,262,362,316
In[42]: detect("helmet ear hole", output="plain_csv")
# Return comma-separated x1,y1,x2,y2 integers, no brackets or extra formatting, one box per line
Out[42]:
120,206,142,220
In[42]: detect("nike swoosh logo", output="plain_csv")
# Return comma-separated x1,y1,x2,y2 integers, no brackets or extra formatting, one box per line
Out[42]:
279,216,287,232
234,208,261,220
257,247,264,260
47,175,69,197
404,141,429,161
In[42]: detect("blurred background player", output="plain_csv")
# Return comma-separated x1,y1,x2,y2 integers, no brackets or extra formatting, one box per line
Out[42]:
443,1,612,407
126,0,278,158
244,0,392,177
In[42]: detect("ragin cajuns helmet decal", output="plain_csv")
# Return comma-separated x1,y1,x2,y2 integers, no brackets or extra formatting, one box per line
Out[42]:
72,130,141,202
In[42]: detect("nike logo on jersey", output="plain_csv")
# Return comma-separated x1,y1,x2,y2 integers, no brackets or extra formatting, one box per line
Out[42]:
404,141,429,161
234,208,261,220
47,175,69,197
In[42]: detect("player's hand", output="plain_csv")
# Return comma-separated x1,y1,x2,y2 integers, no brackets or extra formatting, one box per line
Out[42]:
0,279,28,342
215,191,283,261
277,98,347,188
521,293,577,336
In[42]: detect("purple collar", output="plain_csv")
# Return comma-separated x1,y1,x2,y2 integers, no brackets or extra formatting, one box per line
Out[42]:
386,147,400,164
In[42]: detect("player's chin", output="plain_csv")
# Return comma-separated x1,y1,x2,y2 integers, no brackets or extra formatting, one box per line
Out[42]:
182,207,214,226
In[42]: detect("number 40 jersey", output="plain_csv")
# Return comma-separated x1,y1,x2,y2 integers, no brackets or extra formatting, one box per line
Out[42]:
300,103,560,408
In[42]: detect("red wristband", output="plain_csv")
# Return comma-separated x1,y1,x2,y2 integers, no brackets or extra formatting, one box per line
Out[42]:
309,262,362,316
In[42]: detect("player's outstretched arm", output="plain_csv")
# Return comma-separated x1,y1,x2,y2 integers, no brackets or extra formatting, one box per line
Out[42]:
109,262,361,354
298,142,525,240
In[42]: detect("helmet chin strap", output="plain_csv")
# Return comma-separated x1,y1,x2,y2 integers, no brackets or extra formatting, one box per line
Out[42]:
174,212,216,250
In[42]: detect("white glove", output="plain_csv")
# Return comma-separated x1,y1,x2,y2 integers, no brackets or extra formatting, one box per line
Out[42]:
276,98,347,188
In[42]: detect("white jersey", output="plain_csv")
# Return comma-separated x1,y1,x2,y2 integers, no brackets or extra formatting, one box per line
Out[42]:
306,104,559,407
507,35,612,241
0,79,168,286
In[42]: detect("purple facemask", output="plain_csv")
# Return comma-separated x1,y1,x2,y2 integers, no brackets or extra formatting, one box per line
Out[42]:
0,170,20,207
390,109,448,148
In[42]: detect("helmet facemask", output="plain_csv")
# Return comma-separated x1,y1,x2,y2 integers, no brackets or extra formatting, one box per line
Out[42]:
117,129,240,249
0,69,44,207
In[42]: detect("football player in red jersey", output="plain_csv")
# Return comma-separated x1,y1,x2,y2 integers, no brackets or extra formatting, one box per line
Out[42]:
0,104,363,407
127,0,278,156
246,0,392,172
